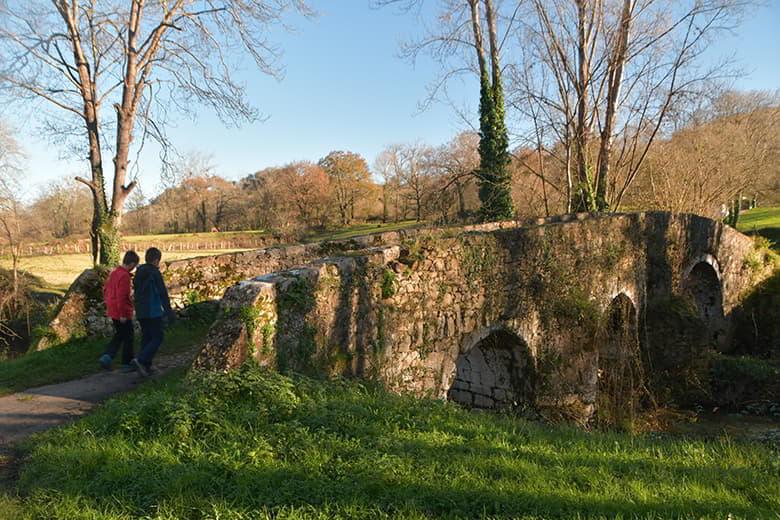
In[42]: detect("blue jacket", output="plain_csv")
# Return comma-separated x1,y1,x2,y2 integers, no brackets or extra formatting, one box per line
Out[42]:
133,263,172,319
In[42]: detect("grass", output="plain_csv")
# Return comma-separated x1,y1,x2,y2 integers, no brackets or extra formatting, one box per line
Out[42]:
1,363,777,519
737,206,780,249
122,229,268,244
0,317,212,397
303,220,423,243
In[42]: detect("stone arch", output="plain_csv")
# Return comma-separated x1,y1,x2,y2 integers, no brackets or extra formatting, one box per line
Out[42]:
597,293,643,427
447,327,534,410
682,258,726,348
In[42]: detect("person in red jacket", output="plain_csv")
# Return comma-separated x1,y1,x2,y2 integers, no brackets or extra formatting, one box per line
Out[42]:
99,250,140,371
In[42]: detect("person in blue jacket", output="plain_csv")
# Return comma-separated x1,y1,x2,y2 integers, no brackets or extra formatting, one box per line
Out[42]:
131,247,176,376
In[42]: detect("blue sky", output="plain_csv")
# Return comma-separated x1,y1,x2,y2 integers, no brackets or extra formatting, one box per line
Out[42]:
12,0,780,199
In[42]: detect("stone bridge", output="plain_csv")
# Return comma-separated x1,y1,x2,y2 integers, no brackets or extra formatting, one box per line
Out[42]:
192,212,774,422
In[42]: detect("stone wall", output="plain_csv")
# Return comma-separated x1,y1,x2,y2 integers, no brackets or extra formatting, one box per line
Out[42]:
192,212,775,424
34,268,110,350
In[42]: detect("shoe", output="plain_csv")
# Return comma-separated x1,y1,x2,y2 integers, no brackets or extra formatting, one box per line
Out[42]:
119,363,136,373
131,358,150,377
99,354,112,370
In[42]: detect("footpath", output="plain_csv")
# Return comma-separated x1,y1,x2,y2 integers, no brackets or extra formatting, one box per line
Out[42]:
0,350,195,447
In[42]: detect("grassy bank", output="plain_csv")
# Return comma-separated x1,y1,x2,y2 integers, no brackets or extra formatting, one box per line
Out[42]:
1,363,777,519
303,220,422,242
0,318,211,396
737,206,780,249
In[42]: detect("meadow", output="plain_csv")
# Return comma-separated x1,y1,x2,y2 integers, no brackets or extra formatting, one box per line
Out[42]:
737,206,780,248
0,363,777,520
3,250,248,292
1,221,422,292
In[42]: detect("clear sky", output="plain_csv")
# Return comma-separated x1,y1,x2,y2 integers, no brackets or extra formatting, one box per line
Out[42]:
10,0,780,200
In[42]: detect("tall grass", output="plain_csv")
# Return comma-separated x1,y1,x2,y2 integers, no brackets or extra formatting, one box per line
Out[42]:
3,363,778,519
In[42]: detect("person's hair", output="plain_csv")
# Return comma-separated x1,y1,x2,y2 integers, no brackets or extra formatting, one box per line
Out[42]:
145,247,162,263
122,250,140,266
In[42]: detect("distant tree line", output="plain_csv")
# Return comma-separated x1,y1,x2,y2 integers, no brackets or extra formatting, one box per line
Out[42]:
6,88,777,251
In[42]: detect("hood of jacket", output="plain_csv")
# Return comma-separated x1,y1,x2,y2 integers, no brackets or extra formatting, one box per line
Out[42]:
134,263,158,287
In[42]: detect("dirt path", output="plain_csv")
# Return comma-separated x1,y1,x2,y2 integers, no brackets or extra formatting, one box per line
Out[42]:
0,350,195,447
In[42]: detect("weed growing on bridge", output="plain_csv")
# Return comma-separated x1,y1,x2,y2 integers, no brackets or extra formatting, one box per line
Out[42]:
3,363,778,519
742,236,779,283
381,269,396,299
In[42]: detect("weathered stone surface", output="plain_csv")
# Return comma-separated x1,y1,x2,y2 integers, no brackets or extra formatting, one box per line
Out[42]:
34,268,110,350
191,212,775,424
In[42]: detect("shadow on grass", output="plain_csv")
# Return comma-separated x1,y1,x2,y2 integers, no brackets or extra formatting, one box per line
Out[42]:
13,443,772,519
9,368,778,519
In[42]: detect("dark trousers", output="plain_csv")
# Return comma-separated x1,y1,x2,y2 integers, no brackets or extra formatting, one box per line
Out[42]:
104,319,135,365
138,317,164,368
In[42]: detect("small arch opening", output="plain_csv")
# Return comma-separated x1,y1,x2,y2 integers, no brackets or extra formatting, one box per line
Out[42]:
597,293,645,429
683,261,726,347
448,330,533,410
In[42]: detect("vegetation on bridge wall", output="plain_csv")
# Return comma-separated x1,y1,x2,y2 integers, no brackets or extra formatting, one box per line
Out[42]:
192,213,772,429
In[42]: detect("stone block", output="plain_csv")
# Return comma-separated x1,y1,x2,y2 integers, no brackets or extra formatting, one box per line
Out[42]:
473,394,495,408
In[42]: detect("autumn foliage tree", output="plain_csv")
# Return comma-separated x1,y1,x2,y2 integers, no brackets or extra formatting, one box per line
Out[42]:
318,151,373,226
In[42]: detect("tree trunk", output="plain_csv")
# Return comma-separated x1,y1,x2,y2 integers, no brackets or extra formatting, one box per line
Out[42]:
483,0,501,91
468,0,488,83
595,0,633,212
455,179,467,222
382,183,389,223
573,0,593,212
97,214,121,266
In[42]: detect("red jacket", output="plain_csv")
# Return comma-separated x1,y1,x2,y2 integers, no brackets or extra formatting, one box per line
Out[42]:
104,266,133,320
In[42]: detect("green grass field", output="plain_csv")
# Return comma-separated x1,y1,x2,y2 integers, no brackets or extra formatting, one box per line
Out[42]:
302,220,422,242
122,229,268,245
0,363,777,519
737,206,780,248
0,317,212,397
0,250,249,292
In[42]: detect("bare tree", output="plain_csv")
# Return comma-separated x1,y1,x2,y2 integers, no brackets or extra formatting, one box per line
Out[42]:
434,131,480,221
374,145,404,223
629,89,780,218
0,0,311,265
508,0,747,212
0,121,26,299
375,0,516,220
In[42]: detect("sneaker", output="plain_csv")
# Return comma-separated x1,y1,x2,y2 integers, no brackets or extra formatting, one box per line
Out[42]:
131,358,150,377
99,354,112,370
119,363,136,374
